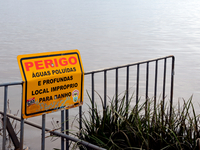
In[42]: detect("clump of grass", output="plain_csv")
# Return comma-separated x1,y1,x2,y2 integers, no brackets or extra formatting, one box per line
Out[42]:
78,93,200,150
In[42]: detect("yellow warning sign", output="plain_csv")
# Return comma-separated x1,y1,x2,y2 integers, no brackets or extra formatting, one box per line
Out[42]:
17,50,84,118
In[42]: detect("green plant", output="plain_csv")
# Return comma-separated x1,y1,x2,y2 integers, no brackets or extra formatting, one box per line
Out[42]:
78,93,200,150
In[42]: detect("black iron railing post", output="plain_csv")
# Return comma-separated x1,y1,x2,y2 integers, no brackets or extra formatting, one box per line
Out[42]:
145,62,149,116
126,66,129,107
66,109,69,150
169,56,175,122
41,114,46,150
136,64,140,105
91,73,95,123
61,110,64,150
154,60,158,111
20,83,24,150
2,85,8,150
104,70,107,109
162,58,167,126
115,68,118,109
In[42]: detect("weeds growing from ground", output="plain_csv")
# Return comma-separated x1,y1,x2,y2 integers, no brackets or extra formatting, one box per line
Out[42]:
78,93,200,150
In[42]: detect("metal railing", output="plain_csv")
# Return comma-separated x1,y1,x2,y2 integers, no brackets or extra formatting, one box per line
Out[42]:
84,55,174,121
0,55,175,150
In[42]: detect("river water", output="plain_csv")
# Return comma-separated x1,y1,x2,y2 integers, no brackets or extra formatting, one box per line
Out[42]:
1,0,200,149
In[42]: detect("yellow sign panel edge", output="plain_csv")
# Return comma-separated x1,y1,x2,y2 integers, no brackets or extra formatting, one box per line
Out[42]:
17,49,84,118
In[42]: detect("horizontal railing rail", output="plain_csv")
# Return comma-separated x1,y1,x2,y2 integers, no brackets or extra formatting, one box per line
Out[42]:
85,55,174,74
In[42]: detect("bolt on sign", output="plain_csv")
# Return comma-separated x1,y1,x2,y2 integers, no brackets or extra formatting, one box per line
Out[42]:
17,50,84,118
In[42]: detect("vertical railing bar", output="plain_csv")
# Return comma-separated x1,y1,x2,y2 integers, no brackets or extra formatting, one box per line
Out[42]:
104,70,107,109
91,73,94,123
136,64,140,105
162,59,167,109
41,114,46,150
2,85,8,150
169,56,175,121
20,84,24,150
61,110,64,150
146,62,150,150
115,68,118,109
126,66,129,107
161,58,167,137
66,109,69,150
145,62,149,116
19,118,24,150
154,60,158,111
79,106,82,142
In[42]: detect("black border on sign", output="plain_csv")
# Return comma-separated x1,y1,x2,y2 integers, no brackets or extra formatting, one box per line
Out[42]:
19,52,84,117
